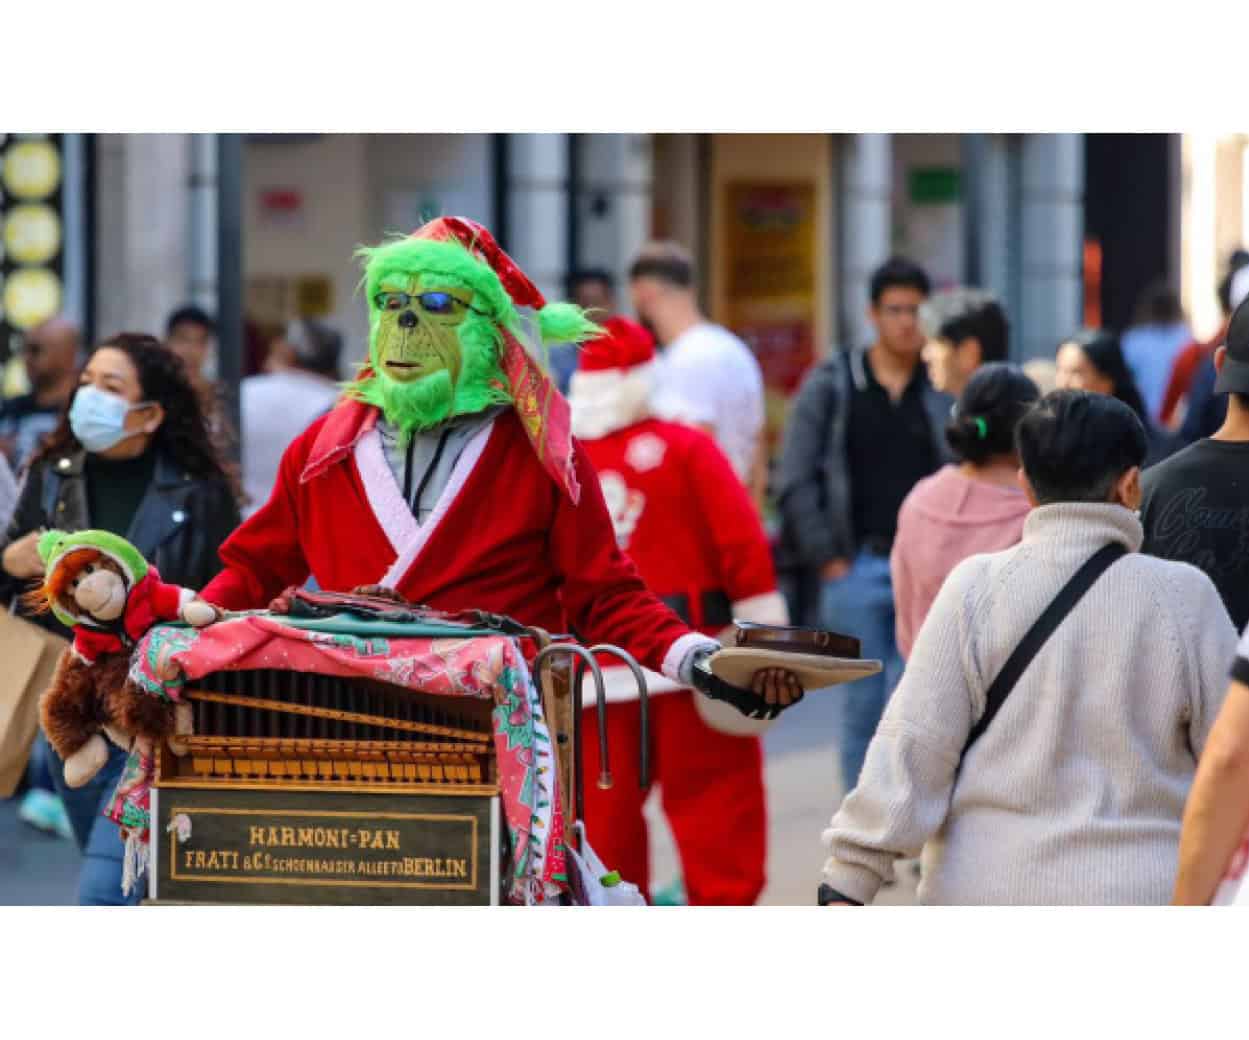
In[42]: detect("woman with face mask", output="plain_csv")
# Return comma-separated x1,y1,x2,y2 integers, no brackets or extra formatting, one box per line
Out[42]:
0,332,240,905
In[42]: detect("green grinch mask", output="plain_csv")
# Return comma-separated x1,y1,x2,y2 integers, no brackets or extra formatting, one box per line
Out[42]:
373,279,473,385
348,233,602,440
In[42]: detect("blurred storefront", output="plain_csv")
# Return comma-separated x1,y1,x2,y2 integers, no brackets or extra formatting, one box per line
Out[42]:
13,131,1238,409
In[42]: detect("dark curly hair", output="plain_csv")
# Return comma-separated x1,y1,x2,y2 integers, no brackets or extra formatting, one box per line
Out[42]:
34,332,240,500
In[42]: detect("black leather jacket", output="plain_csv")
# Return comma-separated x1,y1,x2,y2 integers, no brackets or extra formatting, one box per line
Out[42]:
0,448,240,632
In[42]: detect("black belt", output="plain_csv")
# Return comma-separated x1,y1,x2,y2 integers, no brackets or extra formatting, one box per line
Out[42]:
660,590,734,629
859,535,894,556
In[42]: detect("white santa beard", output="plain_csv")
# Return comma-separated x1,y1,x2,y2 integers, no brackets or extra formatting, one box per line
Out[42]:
569,362,655,440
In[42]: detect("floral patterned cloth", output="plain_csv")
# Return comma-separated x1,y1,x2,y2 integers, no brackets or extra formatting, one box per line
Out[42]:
107,613,567,904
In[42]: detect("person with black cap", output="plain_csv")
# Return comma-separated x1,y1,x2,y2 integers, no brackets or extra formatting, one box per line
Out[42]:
1141,294,1249,630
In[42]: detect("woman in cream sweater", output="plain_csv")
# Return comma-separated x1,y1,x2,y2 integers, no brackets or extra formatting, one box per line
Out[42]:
820,391,1237,906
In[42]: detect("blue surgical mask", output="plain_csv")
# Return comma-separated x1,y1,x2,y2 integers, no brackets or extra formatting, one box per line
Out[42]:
69,385,150,453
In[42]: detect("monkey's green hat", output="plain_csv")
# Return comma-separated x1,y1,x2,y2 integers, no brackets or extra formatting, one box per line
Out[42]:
38,529,148,628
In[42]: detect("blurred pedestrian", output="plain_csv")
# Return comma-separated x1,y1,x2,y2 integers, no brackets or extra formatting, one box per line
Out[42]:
164,304,216,385
1055,328,1176,464
1121,280,1190,422
628,242,766,499
551,268,619,394
1159,250,1249,430
776,257,951,793
165,304,236,458
919,288,1010,397
1178,264,1249,444
569,316,788,905
891,363,1037,660
0,317,81,471
1141,295,1249,631
820,391,1235,906
568,267,616,316
0,332,240,905
1173,627,1249,904
241,319,342,517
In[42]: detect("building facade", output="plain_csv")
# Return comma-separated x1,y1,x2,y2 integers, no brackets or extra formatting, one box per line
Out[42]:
36,131,1244,393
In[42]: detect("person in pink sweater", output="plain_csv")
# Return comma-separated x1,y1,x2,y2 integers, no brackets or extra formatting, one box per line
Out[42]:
891,363,1039,658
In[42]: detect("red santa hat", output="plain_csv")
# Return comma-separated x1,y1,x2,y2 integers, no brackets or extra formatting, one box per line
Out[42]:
569,317,659,441
577,317,656,373
411,216,585,502
411,216,546,310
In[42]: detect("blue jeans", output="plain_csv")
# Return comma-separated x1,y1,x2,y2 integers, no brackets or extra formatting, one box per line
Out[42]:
43,732,143,906
820,549,904,793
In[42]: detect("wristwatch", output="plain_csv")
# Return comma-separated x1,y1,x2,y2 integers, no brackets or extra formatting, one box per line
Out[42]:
817,882,863,906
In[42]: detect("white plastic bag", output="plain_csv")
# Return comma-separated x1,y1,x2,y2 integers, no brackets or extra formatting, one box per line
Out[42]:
565,827,647,906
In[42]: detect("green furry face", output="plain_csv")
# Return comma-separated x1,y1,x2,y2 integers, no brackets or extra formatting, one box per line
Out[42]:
348,233,601,438
350,267,512,437
374,276,469,385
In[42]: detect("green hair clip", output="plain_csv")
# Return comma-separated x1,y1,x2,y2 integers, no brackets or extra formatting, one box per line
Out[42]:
973,417,988,440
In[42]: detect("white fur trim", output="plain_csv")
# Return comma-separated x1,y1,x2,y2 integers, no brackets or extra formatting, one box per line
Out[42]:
354,427,418,557
580,664,684,704
379,418,496,588
661,632,720,684
730,591,790,626
177,587,195,609
569,362,655,440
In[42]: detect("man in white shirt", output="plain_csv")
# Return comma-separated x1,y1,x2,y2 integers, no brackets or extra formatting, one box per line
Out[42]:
241,319,343,516
629,242,766,502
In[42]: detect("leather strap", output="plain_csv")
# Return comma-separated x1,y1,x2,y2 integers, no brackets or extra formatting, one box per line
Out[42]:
961,542,1127,757
689,654,786,720
734,621,861,660
817,882,863,906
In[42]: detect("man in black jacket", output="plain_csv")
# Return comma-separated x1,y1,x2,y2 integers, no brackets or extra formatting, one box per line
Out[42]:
777,257,952,792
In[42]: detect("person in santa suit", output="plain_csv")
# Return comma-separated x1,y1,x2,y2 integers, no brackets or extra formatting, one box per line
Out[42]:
200,216,803,734
569,316,791,905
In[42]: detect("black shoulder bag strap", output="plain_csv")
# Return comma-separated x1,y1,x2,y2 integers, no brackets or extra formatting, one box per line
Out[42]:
961,542,1127,757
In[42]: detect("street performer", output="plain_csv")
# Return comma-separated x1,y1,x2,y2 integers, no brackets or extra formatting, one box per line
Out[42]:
200,217,803,719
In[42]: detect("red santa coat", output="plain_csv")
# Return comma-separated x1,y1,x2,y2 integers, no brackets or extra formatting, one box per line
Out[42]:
580,417,788,700
201,400,706,680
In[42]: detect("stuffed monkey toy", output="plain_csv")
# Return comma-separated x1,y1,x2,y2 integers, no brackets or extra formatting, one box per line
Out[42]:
29,529,219,788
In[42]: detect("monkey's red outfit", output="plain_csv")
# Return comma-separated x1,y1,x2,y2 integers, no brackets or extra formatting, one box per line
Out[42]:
71,569,193,664
570,318,789,906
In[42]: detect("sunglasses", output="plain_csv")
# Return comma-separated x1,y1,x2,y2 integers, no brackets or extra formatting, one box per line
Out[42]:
373,290,487,318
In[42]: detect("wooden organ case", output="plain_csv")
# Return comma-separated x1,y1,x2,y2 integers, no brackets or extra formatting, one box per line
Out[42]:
148,645,601,906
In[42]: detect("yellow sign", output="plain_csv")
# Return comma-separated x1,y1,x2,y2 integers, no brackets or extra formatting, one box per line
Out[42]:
168,806,479,891
3,267,62,330
294,274,333,318
723,182,817,397
4,204,61,265
2,139,61,200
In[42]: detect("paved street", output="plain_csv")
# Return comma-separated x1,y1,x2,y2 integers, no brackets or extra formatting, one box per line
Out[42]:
647,687,918,906
0,794,80,905
0,687,916,906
